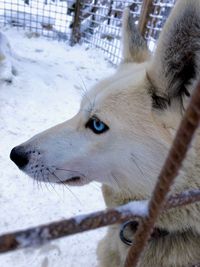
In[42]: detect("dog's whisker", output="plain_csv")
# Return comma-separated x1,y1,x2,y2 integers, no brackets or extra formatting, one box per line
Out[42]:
47,169,82,205
32,172,36,188
34,171,41,191
76,71,89,92
44,179,51,193
77,71,94,113
110,173,121,191
39,179,43,191
39,171,44,191
79,107,94,115
47,175,61,198
113,176,121,190
89,182,101,192
36,177,40,191
91,94,97,114
131,153,145,176
33,173,38,191
41,171,52,193
93,181,101,189
45,168,61,197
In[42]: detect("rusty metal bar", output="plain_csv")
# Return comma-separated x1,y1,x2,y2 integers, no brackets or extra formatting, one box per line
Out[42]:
0,189,200,254
124,80,200,267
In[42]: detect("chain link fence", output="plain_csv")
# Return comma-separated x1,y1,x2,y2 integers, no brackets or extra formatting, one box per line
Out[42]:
71,0,176,64
0,0,175,63
144,0,175,50
0,0,75,40
74,0,143,64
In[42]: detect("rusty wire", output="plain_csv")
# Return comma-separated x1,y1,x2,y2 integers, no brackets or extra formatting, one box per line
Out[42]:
0,188,200,254
124,80,200,267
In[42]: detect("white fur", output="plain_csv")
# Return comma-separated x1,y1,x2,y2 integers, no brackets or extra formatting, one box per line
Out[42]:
0,32,16,82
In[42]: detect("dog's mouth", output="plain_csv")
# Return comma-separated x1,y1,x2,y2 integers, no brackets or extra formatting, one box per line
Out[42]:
60,176,87,186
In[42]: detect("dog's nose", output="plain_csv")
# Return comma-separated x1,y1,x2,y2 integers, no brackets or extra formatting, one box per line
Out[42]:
10,146,29,169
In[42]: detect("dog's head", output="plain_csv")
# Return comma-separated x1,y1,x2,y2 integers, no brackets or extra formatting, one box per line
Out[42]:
10,0,200,197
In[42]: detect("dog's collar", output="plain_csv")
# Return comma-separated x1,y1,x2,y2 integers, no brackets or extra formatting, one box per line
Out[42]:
119,220,169,246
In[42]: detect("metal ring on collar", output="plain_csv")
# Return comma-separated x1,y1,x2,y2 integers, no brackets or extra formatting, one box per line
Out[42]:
119,220,138,246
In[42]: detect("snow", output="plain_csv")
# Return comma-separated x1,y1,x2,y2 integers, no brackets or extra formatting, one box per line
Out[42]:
0,27,115,267
116,200,149,218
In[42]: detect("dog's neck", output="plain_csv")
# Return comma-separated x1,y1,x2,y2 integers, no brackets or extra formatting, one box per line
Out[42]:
101,184,146,208
102,184,200,257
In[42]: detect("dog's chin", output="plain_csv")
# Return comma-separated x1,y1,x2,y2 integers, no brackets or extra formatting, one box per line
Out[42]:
60,176,89,186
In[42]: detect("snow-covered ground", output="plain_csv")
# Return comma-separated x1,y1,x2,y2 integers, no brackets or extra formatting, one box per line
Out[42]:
0,28,114,267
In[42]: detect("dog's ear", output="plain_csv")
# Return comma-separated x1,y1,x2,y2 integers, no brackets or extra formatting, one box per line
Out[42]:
122,8,150,63
148,0,200,106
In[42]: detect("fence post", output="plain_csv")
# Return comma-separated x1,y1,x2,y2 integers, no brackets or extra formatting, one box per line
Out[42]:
138,0,154,37
70,0,82,46
107,0,113,25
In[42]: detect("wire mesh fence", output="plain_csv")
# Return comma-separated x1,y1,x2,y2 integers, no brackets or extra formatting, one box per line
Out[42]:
0,0,75,40
0,0,176,63
144,0,176,51
76,0,143,64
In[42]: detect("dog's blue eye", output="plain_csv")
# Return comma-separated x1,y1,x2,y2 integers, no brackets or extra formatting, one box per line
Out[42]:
85,117,109,134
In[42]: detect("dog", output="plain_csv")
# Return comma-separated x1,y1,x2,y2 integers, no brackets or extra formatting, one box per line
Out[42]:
0,32,17,83
10,0,200,266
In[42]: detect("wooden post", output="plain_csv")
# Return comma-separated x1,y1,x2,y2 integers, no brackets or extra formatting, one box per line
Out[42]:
138,0,154,37
70,0,82,46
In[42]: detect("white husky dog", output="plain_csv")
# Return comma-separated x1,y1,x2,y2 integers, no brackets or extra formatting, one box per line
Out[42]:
10,0,200,266
0,32,16,83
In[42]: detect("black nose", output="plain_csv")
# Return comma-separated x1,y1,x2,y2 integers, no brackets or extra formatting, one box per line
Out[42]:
10,146,29,169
